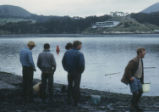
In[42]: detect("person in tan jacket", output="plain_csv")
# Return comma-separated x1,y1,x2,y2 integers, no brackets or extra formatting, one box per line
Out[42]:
121,48,146,112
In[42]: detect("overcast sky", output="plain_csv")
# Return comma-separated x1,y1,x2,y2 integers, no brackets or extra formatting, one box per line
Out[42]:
0,0,158,17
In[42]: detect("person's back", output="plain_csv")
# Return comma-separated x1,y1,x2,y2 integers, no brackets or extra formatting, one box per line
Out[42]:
63,48,85,73
37,50,56,73
19,41,36,102
37,43,56,101
20,47,35,69
62,40,85,106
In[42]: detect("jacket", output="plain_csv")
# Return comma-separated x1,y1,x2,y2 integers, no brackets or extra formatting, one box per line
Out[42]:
20,47,35,69
121,56,144,85
62,49,85,73
37,50,56,73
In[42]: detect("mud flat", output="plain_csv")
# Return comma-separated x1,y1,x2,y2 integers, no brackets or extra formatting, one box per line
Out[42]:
0,71,159,112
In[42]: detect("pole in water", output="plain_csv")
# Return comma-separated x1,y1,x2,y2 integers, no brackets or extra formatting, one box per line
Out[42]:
105,72,121,77
144,67,156,69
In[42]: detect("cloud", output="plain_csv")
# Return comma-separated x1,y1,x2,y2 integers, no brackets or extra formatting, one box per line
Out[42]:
0,0,158,17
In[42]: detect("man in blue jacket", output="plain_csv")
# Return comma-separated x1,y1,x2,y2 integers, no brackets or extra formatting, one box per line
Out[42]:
20,41,36,102
62,40,85,106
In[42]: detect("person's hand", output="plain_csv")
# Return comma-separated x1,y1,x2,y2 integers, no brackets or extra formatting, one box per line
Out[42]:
33,68,36,72
130,77,134,81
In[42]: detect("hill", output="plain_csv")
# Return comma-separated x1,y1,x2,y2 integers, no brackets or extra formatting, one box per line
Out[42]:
142,2,159,14
0,5,158,34
84,17,159,34
0,5,32,18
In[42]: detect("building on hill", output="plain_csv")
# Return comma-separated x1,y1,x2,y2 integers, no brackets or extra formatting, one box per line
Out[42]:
110,12,129,17
92,20,120,28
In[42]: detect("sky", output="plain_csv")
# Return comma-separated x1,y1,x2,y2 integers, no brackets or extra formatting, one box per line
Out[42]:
0,0,158,17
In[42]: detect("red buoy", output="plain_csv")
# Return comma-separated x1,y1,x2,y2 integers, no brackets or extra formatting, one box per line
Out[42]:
56,45,60,55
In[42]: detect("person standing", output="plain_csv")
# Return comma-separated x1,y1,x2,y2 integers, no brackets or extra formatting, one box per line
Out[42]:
65,42,73,50
121,48,146,111
20,41,36,102
63,42,73,101
37,43,56,101
62,40,85,106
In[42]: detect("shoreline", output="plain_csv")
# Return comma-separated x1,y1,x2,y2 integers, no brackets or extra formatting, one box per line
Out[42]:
0,71,159,111
0,33,159,38
0,71,128,97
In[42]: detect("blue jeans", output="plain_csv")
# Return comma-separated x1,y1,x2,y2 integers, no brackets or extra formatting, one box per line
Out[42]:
129,77,142,93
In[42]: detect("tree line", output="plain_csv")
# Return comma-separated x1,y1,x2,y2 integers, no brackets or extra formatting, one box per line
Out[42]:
1,12,159,34
0,15,111,34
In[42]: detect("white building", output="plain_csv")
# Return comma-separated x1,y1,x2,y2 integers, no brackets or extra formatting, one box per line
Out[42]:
92,21,120,28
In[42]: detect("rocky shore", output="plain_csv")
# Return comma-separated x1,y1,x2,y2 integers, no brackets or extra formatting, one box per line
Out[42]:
0,72,159,112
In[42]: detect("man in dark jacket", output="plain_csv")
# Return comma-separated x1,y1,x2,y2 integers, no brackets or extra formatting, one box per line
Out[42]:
62,40,85,106
37,43,56,101
121,48,146,111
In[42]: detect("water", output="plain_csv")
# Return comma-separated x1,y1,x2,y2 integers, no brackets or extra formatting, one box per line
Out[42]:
0,34,159,96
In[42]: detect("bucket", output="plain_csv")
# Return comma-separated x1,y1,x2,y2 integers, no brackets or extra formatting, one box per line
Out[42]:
90,95,101,105
33,82,41,93
142,83,150,93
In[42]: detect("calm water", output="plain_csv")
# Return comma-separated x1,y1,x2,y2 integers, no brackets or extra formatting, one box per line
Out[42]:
0,34,159,96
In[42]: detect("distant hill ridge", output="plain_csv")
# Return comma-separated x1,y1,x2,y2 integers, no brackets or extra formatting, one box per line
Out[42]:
0,5,32,18
142,2,159,13
0,3,159,19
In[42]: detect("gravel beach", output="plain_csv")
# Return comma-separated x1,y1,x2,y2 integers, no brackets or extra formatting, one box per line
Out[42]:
0,72,159,112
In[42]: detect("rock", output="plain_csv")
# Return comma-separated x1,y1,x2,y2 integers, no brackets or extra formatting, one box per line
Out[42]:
107,104,114,110
16,110,22,112
0,81,16,90
90,95,101,105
